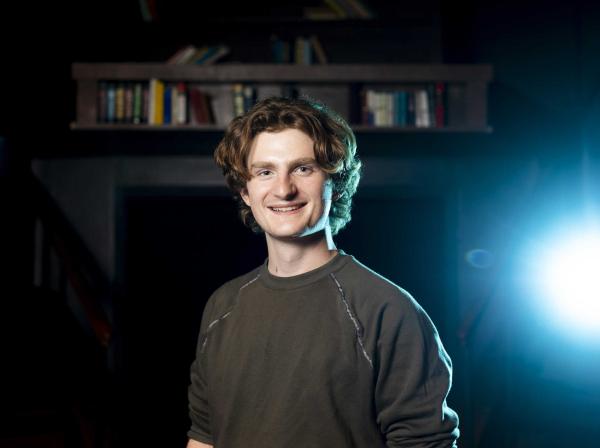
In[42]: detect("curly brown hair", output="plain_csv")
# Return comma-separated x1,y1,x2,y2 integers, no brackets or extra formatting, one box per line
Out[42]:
214,96,361,235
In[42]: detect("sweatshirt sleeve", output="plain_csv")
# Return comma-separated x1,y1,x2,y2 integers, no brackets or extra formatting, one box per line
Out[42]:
374,294,460,448
187,296,216,445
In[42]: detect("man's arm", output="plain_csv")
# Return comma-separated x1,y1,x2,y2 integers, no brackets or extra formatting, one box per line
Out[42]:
188,296,217,446
187,439,212,448
374,295,459,447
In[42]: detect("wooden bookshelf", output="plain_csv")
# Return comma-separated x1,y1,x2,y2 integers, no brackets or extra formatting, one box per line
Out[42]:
72,63,493,133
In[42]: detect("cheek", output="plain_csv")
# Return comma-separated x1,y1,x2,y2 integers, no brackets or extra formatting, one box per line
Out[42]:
243,183,269,208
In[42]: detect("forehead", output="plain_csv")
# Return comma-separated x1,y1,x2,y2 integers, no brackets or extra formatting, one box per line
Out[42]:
247,129,315,165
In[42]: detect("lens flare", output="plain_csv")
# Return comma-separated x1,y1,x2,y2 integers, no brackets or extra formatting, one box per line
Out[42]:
532,229,600,338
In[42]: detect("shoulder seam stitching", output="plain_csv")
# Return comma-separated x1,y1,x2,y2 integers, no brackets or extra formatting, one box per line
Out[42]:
330,272,374,369
200,272,260,353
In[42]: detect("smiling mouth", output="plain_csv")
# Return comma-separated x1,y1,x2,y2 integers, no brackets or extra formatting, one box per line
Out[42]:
269,204,305,213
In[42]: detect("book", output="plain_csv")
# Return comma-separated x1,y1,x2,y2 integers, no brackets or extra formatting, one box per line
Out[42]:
427,84,436,128
166,44,197,65
124,82,134,123
195,45,230,65
200,84,234,125
243,85,256,112
271,35,291,63
115,82,125,123
343,0,375,18
97,81,107,123
189,87,206,124
434,82,446,128
165,44,230,65
309,35,328,64
142,83,149,123
232,83,245,116
171,84,179,124
132,82,143,124
407,91,415,126
323,0,348,18
414,89,430,128
189,86,215,125
154,80,165,125
188,46,211,64
148,78,165,125
302,6,340,20
376,92,388,126
363,89,392,126
395,91,407,126
148,79,156,124
175,82,187,124
335,0,361,18
163,83,172,124
106,82,116,123
295,36,312,65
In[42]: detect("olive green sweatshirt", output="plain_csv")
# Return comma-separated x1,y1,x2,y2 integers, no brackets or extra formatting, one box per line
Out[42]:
188,251,459,447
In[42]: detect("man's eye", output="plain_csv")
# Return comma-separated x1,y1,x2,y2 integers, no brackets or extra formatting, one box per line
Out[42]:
295,165,313,174
257,170,272,176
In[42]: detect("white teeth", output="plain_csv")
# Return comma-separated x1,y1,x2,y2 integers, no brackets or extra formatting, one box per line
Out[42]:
271,206,301,212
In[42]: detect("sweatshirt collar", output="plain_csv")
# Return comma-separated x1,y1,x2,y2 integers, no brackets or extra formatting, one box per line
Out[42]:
259,250,350,290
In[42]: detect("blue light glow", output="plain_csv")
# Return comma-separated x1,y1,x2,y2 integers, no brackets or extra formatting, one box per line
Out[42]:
529,224,600,340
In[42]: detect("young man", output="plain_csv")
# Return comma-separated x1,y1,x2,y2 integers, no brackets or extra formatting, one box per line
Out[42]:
187,97,459,448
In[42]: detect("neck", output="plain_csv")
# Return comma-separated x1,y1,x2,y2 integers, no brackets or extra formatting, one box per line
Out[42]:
265,226,337,277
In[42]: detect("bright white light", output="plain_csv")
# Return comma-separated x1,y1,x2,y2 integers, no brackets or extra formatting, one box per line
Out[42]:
532,228,600,338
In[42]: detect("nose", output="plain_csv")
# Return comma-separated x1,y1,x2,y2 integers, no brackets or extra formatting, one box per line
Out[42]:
274,173,297,199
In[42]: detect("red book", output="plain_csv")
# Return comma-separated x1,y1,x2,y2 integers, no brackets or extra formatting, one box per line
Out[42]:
189,87,213,124
97,81,107,123
434,82,446,128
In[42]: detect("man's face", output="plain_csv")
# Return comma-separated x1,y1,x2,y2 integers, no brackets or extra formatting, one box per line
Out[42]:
240,128,332,242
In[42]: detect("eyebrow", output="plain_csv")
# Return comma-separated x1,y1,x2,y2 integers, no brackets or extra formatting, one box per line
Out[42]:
249,157,317,170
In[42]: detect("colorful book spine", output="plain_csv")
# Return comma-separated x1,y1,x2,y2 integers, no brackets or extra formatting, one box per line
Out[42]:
148,79,156,124
414,89,430,128
395,91,407,126
142,83,149,124
271,36,290,63
407,91,415,126
243,85,255,112
124,82,134,123
97,81,107,123
115,82,125,123
434,82,446,127
106,82,116,123
427,84,436,128
309,35,328,64
133,82,143,124
232,83,245,117
175,82,187,124
163,83,172,124
154,80,165,124
148,78,165,125
189,87,213,124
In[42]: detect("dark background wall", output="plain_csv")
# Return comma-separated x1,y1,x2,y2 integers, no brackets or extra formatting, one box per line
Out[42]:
1,1,600,447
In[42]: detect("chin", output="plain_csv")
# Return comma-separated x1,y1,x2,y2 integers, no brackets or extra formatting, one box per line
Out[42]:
266,225,324,241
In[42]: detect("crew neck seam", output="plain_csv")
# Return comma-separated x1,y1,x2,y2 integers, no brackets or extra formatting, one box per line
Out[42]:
258,253,351,291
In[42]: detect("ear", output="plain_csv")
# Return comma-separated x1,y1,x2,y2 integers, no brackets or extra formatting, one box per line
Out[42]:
240,187,251,206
